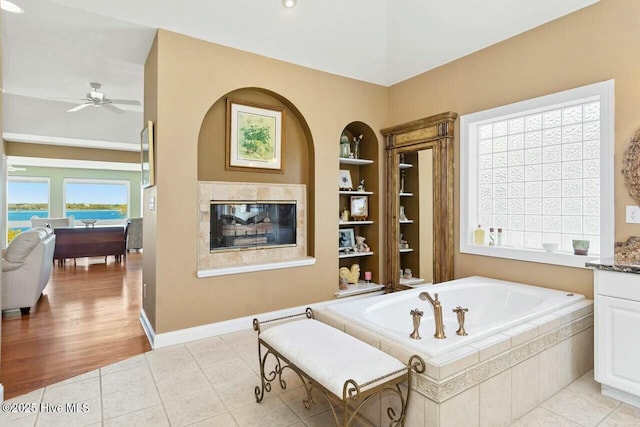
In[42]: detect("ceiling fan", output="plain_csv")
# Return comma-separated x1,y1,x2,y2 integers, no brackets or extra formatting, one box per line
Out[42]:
53,82,141,114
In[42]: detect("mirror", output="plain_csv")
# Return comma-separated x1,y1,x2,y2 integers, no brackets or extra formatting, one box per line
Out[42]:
381,112,457,291
394,150,434,286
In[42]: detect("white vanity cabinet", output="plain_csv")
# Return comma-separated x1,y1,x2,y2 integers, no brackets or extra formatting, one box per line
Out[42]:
594,268,640,408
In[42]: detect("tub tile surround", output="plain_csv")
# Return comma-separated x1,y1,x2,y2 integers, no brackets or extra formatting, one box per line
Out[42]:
197,181,309,275
315,299,596,426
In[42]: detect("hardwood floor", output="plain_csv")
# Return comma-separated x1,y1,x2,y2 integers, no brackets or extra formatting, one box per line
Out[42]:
0,252,151,399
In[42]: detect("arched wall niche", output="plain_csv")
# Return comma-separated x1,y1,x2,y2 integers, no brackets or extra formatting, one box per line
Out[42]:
197,87,315,257
198,87,314,185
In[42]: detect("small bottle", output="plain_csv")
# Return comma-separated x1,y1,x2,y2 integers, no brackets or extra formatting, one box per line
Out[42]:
488,228,496,246
473,225,485,245
497,228,503,246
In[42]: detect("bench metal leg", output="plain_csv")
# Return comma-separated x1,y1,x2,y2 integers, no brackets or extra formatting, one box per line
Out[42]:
255,339,314,408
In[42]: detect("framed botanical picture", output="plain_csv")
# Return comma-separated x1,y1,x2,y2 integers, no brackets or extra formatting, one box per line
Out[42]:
339,169,353,190
351,196,368,220
338,227,356,251
141,120,155,188
226,98,285,173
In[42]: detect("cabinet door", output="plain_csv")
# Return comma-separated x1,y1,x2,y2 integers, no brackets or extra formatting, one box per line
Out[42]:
596,295,640,397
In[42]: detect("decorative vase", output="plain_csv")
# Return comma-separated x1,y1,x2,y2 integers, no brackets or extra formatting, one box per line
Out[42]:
572,240,590,255
340,134,350,158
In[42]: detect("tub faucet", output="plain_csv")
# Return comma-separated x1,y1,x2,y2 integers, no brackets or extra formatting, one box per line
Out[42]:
419,291,446,339
453,306,469,336
409,308,423,340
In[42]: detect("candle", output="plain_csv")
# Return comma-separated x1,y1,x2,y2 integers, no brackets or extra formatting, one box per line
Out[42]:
364,271,372,282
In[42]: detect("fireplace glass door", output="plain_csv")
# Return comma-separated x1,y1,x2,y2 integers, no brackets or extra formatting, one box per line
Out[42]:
210,201,296,252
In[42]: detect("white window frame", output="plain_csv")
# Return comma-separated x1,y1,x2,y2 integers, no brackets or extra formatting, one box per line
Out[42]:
63,178,130,226
8,176,51,230
460,80,614,268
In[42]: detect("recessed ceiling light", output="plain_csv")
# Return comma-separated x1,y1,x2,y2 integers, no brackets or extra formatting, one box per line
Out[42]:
282,0,297,8
1,0,24,14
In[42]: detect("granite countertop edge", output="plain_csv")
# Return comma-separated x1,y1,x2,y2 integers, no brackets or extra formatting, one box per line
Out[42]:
586,257,640,274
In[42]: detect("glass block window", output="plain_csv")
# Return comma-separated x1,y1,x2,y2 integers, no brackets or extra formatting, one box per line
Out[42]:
476,100,601,253
460,81,614,267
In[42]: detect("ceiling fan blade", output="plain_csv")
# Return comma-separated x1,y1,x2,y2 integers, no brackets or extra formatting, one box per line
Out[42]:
102,103,125,114
67,103,92,113
107,99,141,106
50,97,90,101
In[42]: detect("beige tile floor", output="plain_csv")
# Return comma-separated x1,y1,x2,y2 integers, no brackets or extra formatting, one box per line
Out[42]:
1,328,639,426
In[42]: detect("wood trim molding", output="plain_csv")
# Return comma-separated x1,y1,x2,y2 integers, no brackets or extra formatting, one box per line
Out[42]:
382,112,457,290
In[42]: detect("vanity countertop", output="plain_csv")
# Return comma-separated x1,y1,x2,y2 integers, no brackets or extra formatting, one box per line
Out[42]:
586,257,640,274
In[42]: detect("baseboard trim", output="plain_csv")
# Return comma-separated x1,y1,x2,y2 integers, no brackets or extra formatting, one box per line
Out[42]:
143,291,382,349
602,385,640,408
139,308,156,348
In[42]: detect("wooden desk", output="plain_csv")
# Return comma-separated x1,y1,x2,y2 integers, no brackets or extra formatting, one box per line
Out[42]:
53,226,127,264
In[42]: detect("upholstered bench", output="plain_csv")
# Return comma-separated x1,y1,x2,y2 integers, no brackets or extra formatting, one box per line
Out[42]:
253,308,424,426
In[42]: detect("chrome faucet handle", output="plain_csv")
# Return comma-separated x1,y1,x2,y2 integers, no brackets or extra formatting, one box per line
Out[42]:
452,306,469,336
409,308,424,340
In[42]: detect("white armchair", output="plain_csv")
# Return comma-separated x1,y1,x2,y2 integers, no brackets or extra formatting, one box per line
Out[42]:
30,215,74,229
2,227,56,315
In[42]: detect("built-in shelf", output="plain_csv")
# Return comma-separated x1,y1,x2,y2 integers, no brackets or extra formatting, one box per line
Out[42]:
400,277,427,286
339,251,375,259
399,220,414,224
335,281,385,298
340,190,374,195
338,124,378,292
339,221,374,226
399,163,413,169
339,158,374,166
399,192,413,197
399,248,414,253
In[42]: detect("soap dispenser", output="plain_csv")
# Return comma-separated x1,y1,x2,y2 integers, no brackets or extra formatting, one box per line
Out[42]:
473,225,485,245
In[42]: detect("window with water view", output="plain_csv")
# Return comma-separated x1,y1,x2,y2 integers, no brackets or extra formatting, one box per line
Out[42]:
8,178,50,236
64,179,129,223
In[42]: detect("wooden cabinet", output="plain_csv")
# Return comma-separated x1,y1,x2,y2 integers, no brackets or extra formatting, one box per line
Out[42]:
594,269,640,407
53,226,127,264
381,112,457,290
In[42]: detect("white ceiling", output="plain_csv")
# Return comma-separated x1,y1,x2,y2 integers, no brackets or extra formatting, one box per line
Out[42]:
2,0,599,150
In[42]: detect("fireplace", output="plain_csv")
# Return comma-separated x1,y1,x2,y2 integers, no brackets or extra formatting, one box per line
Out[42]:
210,201,296,252
198,182,309,276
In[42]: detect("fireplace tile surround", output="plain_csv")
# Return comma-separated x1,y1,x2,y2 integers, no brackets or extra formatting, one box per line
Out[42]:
197,181,310,277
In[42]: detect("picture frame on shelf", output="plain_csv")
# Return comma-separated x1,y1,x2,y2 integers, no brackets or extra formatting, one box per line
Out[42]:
339,227,356,251
339,169,353,190
141,120,155,188
350,196,368,220
226,98,285,173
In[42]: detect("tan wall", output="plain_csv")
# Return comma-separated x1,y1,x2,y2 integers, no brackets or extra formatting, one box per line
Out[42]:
142,34,158,327
388,0,640,298
5,142,139,163
150,30,388,332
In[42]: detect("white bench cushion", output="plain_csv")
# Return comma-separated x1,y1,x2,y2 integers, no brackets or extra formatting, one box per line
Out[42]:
260,319,406,398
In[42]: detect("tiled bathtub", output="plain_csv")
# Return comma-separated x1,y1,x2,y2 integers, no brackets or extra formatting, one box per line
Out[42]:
316,277,594,426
